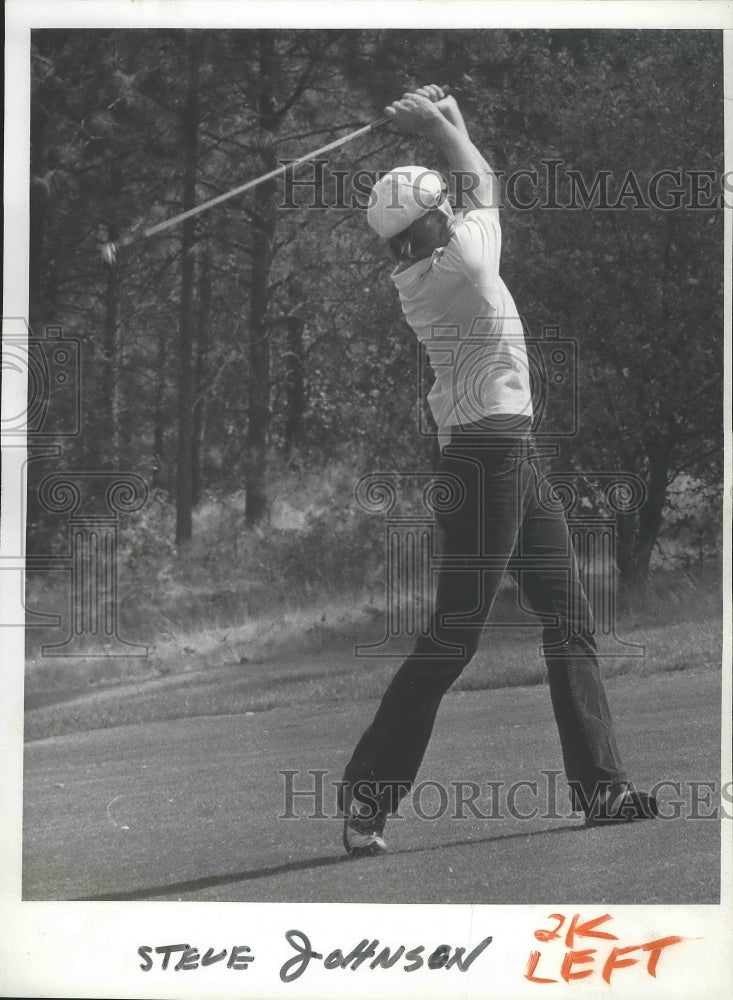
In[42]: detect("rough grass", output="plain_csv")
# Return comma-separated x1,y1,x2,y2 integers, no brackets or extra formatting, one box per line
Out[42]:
24,468,722,741
24,570,722,743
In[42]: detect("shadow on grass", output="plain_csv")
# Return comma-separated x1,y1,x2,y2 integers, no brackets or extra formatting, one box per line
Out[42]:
73,821,584,902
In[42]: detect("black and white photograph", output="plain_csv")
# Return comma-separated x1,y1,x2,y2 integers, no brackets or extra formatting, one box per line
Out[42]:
2,1,731,998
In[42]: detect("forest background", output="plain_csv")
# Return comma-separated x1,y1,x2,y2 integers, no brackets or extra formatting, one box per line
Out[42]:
23,29,724,736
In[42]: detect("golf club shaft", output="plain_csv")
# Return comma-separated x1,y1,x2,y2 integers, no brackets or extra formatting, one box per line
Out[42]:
111,117,388,253
102,85,451,261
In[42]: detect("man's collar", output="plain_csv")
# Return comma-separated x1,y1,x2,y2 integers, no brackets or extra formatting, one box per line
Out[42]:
391,245,446,286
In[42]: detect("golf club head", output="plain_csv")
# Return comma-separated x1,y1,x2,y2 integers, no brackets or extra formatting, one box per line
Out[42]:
101,242,117,267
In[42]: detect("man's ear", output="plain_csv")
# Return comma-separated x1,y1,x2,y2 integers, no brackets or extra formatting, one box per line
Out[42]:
388,236,412,263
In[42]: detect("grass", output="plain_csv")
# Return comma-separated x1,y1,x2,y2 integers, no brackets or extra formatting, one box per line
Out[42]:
23,468,722,741
23,568,722,743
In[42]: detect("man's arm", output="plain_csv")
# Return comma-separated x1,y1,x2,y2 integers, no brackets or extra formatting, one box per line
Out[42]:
384,86,499,219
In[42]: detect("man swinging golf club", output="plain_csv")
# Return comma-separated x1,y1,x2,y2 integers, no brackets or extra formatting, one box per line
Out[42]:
339,84,659,856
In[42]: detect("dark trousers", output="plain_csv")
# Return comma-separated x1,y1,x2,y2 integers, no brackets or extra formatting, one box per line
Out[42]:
343,422,628,816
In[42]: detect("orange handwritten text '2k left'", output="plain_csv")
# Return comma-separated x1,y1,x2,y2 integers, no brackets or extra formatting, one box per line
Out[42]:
525,912,685,985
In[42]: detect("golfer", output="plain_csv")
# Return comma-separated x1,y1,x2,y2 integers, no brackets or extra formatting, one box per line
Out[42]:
339,85,658,856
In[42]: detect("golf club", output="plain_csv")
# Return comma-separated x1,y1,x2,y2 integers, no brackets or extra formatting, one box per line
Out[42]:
100,87,450,265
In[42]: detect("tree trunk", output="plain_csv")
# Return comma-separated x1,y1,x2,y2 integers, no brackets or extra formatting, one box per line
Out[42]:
632,449,670,584
614,510,637,583
244,30,278,527
175,32,201,545
100,160,122,471
101,244,120,470
192,246,211,506
283,305,305,459
152,322,168,490
29,37,52,335
615,444,671,600
616,214,677,588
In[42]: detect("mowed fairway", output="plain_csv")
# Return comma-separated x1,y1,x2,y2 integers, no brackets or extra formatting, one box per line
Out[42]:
23,668,721,903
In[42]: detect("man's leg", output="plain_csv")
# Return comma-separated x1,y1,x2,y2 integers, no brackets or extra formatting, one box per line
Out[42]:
341,437,524,825
513,454,656,821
